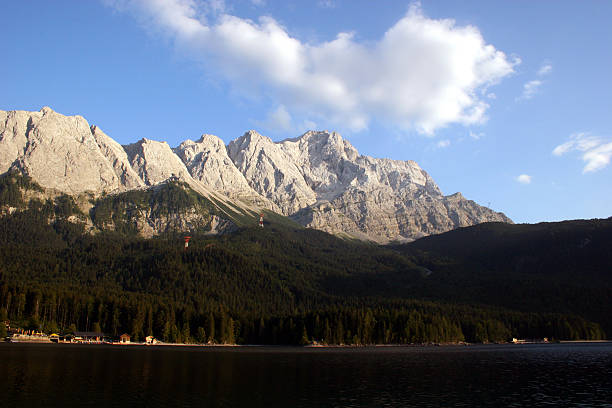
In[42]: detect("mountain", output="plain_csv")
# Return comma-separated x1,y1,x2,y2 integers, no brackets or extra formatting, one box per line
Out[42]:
90,125,145,190
174,134,274,210
0,107,510,241
227,130,317,214
275,131,510,241
0,107,127,194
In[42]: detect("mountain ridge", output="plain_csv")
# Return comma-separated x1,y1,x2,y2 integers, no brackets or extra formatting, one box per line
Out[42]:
0,107,511,241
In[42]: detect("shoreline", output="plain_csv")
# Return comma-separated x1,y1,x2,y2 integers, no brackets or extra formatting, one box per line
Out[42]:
4,339,611,348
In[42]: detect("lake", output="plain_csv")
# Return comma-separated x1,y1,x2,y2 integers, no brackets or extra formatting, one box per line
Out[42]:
2,342,611,407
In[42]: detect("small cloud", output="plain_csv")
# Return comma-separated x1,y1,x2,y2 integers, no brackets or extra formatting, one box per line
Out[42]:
469,130,484,140
516,174,532,184
436,139,451,148
317,0,336,8
538,63,552,76
250,0,266,5
553,132,612,173
486,92,496,99
517,62,551,101
300,119,318,132
518,79,542,100
258,105,293,132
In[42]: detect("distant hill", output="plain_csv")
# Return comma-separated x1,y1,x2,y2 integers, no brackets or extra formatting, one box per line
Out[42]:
391,219,612,334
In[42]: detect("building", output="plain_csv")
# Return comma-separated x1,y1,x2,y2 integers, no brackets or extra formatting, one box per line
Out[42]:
72,332,105,343
119,333,131,343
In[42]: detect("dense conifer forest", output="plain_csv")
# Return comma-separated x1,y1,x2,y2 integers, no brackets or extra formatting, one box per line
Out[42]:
1,172,610,344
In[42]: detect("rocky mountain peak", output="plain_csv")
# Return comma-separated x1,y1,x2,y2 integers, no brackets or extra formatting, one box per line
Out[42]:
198,133,225,147
1,108,122,194
228,130,274,155
123,138,192,186
90,125,145,190
227,130,316,215
281,130,359,163
174,133,272,208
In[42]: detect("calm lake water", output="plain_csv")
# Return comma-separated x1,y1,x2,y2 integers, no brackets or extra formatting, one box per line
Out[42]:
2,342,611,407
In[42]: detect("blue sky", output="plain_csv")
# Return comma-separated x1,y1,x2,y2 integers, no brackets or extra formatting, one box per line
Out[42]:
3,0,611,223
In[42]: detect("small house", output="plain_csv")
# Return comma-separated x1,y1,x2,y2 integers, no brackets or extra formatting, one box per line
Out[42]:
73,332,105,343
145,335,158,345
119,333,131,343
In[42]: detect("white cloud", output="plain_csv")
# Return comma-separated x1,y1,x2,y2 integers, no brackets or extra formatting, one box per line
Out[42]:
257,105,293,132
256,105,319,134
553,132,612,173
469,130,484,140
517,62,551,101
519,79,542,100
538,63,552,76
105,1,517,134
516,174,532,184
317,0,335,8
300,119,318,132
436,139,451,148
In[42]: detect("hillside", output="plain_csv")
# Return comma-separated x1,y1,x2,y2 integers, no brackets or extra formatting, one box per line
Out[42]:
0,172,609,344
391,219,612,334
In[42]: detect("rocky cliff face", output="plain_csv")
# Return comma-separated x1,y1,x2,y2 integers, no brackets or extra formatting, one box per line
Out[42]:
174,134,273,209
229,130,511,242
227,130,317,215
0,107,124,194
0,107,511,241
91,125,145,190
123,138,193,186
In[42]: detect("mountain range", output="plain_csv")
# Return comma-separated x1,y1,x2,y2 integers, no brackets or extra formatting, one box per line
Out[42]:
0,107,510,242
1,109,610,342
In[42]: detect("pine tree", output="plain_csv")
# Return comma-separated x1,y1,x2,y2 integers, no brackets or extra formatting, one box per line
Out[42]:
196,326,206,344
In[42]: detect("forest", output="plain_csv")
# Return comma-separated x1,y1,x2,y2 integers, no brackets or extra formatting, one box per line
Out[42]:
0,172,610,344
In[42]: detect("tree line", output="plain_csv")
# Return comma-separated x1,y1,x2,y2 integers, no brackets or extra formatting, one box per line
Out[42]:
1,281,604,344
0,171,608,344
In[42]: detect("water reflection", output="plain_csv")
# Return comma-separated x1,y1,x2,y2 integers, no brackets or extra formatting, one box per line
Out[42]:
2,343,611,407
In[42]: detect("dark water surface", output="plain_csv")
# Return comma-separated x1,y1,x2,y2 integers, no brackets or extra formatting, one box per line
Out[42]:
2,342,611,407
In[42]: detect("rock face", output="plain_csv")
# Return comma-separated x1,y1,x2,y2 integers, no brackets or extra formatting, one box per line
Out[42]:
0,107,512,242
91,125,145,190
123,138,193,186
0,107,124,194
227,130,316,215
174,134,273,209
230,130,511,242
